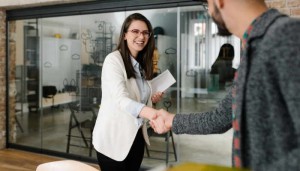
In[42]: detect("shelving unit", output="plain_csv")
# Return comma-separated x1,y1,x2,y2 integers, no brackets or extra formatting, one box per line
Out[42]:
77,69,101,106
24,24,40,112
15,65,24,103
77,21,114,107
15,65,25,132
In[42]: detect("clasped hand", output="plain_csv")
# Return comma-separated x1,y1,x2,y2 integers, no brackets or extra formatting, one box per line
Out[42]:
149,109,174,134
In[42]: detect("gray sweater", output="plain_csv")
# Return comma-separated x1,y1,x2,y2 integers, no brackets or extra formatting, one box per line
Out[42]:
172,9,300,170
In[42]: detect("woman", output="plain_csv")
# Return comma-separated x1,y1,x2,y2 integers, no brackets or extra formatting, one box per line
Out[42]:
210,43,236,90
92,13,163,171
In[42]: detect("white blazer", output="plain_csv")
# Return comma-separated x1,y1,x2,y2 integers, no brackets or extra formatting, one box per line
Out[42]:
92,51,152,161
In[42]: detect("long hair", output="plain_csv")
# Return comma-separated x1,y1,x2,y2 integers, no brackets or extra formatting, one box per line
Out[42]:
117,13,155,80
217,43,234,60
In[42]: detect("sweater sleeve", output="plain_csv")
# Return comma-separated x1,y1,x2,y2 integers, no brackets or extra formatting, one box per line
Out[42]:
172,88,233,134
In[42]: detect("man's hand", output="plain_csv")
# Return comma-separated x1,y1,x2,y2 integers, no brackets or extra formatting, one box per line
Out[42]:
150,109,175,134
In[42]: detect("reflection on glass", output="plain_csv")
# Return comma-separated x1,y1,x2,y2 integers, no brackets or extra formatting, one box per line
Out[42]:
178,5,240,167
9,19,42,148
8,12,126,158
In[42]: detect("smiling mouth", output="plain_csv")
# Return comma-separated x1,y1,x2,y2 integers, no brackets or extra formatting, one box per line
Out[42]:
134,42,145,48
135,41,145,45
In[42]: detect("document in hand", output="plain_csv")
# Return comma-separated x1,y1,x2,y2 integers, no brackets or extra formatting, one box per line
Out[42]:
150,69,176,93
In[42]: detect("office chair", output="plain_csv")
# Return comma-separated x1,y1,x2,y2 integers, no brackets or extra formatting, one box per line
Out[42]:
145,99,177,165
66,102,96,157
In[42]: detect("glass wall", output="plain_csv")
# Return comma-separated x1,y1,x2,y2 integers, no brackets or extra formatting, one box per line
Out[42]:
8,5,240,168
177,6,240,166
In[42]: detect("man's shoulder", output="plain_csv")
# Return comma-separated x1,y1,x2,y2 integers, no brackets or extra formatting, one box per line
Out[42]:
257,16,300,51
254,16,300,65
267,16,300,40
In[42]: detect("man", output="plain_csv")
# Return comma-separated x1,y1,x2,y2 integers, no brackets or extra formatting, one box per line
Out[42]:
151,0,300,170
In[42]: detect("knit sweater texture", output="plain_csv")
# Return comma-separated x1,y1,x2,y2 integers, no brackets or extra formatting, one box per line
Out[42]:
172,9,300,170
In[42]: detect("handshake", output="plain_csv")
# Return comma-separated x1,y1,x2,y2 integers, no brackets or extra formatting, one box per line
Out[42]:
141,92,175,134
148,109,175,134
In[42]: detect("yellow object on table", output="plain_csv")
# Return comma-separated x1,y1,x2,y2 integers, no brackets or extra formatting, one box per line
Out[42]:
167,162,249,171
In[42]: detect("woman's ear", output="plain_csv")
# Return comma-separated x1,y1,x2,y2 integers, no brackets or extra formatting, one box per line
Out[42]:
124,33,127,40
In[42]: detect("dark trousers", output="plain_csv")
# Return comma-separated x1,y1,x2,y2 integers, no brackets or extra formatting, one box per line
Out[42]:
96,128,145,171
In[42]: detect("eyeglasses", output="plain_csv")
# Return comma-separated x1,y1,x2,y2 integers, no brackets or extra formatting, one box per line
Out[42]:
128,29,151,38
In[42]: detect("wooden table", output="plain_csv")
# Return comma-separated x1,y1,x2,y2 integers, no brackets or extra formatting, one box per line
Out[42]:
42,92,78,108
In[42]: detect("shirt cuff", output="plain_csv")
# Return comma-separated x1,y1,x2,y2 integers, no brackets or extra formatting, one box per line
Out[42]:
125,100,145,118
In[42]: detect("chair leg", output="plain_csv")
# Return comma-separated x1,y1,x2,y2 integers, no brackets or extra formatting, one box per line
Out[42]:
73,114,89,147
171,131,177,161
89,130,93,157
66,113,73,153
67,110,89,153
15,115,24,133
146,131,177,163
166,132,170,165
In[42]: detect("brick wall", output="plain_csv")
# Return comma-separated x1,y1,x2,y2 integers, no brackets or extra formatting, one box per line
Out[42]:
266,0,300,18
0,9,6,149
8,21,17,145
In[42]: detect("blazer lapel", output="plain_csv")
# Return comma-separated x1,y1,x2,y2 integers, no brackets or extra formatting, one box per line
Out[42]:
129,78,141,102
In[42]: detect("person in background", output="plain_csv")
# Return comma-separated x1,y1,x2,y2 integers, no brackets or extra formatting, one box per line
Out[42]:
92,13,163,171
151,0,300,170
210,43,236,90
152,47,160,78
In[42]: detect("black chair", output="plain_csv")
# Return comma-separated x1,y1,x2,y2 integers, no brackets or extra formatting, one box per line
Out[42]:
144,99,177,165
145,127,177,165
66,102,97,157
42,85,58,109
15,109,24,133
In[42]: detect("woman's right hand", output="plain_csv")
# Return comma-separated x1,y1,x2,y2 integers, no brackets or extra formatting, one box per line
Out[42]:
139,106,158,120
151,92,164,104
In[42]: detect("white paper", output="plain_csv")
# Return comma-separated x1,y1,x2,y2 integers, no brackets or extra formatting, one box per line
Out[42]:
150,69,176,93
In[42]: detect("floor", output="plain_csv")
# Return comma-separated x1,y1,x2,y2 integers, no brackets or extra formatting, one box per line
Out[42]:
13,91,233,170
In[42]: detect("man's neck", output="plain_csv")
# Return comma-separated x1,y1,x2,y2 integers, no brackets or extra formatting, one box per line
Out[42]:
231,4,268,39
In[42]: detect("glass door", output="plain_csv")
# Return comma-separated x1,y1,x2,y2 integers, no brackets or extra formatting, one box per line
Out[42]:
9,19,42,148
8,3,241,169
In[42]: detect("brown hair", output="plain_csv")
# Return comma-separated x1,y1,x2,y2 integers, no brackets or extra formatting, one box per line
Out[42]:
217,43,234,60
116,13,155,80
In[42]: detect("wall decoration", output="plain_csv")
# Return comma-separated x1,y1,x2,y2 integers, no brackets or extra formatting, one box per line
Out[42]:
81,21,115,64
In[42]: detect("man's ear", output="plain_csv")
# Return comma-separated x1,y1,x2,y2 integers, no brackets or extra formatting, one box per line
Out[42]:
214,0,225,9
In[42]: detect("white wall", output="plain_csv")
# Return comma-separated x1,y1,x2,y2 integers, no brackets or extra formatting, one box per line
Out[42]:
42,37,81,91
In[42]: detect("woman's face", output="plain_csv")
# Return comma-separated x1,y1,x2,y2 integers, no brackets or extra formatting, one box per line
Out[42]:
124,20,150,58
